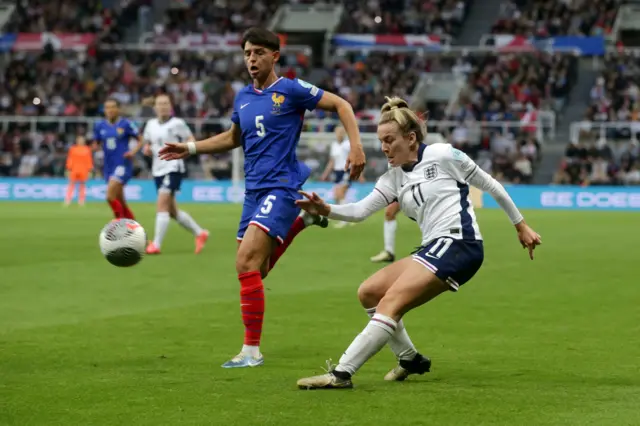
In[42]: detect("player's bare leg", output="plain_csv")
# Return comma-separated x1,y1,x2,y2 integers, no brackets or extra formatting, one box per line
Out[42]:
371,202,399,262
222,225,275,368
298,262,448,389
78,182,86,206
358,258,431,381
332,183,349,228
64,180,75,206
106,178,125,218
168,198,209,254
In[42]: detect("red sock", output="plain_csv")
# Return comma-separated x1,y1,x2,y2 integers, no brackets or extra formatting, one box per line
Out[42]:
122,204,135,220
269,216,306,270
239,271,265,346
108,199,124,218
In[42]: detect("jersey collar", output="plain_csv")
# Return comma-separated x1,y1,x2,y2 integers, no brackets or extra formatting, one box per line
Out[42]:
253,76,284,94
401,143,426,172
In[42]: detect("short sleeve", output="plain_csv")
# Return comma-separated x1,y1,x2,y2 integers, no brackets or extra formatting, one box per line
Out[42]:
231,93,240,125
142,122,151,142
329,143,339,160
92,123,101,142
177,119,194,140
441,144,479,183
128,120,140,138
373,170,397,205
290,78,324,112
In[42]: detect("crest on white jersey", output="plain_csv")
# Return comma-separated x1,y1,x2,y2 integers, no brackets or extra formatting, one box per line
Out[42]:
424,164,438,180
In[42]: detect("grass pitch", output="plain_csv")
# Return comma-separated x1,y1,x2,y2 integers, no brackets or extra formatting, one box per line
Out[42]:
1,203,638,426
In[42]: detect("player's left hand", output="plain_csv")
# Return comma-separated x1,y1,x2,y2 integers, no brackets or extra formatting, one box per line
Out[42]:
123,151,135,159
296,191,331,216
346,146,366,180
516,222,541,260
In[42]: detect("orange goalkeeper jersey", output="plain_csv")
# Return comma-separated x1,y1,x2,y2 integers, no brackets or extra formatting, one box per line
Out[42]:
66,145,93,177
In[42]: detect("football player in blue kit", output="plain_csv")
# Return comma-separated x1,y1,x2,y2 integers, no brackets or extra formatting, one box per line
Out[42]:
93,98,144,220
159,27,366,368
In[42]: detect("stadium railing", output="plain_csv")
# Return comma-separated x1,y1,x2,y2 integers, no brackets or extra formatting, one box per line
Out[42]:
0,115,555,182
569,121,640,144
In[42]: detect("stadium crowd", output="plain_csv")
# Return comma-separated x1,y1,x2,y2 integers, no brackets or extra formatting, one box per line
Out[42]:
1,0,623,186
491,0,620,37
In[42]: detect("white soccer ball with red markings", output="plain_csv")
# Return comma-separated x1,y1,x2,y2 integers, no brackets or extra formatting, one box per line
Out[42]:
99,219,147,267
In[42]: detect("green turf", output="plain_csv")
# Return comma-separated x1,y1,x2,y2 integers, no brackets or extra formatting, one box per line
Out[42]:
1,203,639,426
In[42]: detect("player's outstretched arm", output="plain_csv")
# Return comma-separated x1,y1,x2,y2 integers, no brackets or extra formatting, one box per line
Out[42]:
159,124,241,160
467,167,542,259
316,92,366,180
296,189,389,223
124,135,145,159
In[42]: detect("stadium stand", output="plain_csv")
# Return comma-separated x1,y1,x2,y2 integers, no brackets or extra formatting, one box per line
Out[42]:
160,0,283,35
337,0,471,38
491,0,621,37
0,0,582,185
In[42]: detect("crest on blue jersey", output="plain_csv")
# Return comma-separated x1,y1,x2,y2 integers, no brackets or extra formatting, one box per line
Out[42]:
271,92,285,115
116,128,124,135
424,164,438,180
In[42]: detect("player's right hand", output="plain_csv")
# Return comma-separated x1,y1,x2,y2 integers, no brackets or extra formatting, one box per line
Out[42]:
159,142,189,160
346,145,366,180
296,191,331,216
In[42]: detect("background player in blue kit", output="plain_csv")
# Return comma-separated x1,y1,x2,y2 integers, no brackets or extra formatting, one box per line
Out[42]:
160,27,366,368
93,99,144,220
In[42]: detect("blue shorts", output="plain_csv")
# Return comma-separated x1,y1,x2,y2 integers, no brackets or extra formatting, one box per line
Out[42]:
104,163,133,185
154,172,183,194
412,238,484,291
237,188,301,244
333,170,352,185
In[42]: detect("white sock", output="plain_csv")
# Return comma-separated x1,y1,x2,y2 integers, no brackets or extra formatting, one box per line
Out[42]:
384,219,397,255
366,307,417,361
335,313,396,375
242,344,260,357
153,212,170,248
176,210,203,235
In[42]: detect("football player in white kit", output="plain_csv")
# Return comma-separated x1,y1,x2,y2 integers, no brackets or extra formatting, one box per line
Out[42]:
295,97,541,389
320,125,355,228
144,94,209,255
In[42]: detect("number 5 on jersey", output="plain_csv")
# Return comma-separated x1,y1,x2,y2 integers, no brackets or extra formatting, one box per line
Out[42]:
259,194,276,215
256,115,265,137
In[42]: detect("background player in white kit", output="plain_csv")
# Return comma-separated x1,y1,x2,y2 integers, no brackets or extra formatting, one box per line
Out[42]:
320,125,361,228
294,97,541,389
143,94,209,255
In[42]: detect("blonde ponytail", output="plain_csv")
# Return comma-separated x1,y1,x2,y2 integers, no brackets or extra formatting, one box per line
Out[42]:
379,96,426,143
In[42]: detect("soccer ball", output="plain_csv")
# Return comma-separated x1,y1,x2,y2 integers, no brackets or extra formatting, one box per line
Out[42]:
99,219,147,267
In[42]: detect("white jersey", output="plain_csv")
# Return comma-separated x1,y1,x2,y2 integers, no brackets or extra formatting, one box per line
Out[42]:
376,143,482,245
143,117,193,177
328,143,523,246
329,139,350,171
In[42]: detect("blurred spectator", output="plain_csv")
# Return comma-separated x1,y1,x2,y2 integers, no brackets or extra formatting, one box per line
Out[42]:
338,0,471,38
160,0,282,35
492,0,620,37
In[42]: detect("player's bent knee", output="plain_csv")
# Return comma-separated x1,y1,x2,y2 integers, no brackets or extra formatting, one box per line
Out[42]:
357,282,384,307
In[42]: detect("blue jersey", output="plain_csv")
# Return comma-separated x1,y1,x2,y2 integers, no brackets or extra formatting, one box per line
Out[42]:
231,77,324,191
93,118,139,168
